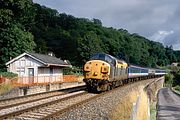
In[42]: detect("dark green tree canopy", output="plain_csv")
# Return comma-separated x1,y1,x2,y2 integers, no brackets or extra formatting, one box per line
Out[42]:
0,1,178,72
0,0,35,71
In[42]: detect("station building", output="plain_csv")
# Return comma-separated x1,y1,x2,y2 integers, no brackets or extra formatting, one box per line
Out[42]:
6,52,72,84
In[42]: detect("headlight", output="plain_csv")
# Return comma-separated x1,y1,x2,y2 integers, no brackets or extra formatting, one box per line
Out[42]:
84,64,91,72
101,66,109,73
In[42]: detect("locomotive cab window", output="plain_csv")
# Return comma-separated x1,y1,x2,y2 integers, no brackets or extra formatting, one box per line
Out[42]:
90,53,115,66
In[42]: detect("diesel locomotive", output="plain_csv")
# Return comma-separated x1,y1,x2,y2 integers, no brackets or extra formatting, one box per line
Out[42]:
83,53,166,92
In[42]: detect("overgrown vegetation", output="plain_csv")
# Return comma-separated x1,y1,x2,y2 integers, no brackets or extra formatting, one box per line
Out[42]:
174,85,180,92
165,73,174,87
164,64,180,90
0,72,18,79
0,0,179,72
0,83,12,94
174,51,180,62
172,69,180,92
63,67,83,75
150,103,156,120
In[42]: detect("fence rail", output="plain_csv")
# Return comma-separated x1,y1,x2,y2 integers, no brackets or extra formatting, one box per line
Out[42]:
0,75,84,87
0,77,5,84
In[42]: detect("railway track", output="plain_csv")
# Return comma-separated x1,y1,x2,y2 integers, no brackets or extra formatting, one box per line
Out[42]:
0,85,86,119
0,77,162,119
0,85,86,110
0,90,96,119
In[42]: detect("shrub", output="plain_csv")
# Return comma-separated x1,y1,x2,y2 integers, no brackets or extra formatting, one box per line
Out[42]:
63,66,83,75
0,83,12,94
0,72,18,79
173,70,180,86
164,73,174,87
174,85,180,92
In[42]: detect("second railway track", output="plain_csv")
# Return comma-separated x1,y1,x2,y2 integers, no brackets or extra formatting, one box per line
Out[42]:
0,85,86,118
0,90,97,119
0,85,86,110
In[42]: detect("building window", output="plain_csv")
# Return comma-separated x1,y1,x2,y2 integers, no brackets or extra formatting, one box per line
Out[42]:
50,68,53,74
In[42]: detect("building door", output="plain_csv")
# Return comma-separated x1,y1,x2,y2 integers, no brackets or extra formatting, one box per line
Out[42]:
50,68,53,82
28,68,34,84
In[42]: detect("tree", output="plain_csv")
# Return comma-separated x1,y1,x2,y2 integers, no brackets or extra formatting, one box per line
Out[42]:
93,18,102,26
0,0,36,71
77,31,103,64
0,24,35,70
173,70,180,86
166,45,177,64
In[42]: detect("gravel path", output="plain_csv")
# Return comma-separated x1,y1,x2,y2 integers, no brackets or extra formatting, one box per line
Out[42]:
157,87,180,120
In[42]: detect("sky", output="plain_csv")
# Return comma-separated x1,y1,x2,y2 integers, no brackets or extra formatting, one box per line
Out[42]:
33,0,180,50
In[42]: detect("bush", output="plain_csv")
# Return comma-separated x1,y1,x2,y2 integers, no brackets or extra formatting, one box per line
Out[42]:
165,73,174,87
0,72,18,79
63,66,83,75
0,83,12,94
173,70,180,86
174,85,180,92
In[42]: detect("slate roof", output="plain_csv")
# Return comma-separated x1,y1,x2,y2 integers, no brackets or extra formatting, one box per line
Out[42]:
6,52,71,67
28,53,70,66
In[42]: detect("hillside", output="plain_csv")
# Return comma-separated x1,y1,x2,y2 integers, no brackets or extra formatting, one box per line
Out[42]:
31,3,176,67
0,0,177,71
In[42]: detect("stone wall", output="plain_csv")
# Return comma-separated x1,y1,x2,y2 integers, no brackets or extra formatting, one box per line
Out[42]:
0,82,85,100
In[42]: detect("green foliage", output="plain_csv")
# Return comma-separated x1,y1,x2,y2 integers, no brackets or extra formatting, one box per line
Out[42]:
173,70,180,86
0,1,178,72
0,0,36,72
150,103,156,120
0,24,35,72
0,0,35,30
165,73,174,87
63,67,83,75
0,83,13,94
174,50,180,62
174,85,180,92
0,72,18,79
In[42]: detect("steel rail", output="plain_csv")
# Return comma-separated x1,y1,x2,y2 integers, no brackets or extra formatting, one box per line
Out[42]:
0,85,86,110
0,91,88,119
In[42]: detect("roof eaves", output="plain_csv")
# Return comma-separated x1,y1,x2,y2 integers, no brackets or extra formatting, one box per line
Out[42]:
6,52,27,65
47,63,72,67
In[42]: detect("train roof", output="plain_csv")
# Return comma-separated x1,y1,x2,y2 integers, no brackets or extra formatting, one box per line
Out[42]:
90,53,166,71
128,64,149,69
129,64,167,71
90,53,127,63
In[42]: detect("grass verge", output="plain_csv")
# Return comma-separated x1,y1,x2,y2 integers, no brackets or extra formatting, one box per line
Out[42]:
0,83,13,94
150,102,156,120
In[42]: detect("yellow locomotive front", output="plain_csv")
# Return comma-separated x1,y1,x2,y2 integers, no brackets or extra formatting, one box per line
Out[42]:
84,60,110,81
83,53,116,92
83,53,128,92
